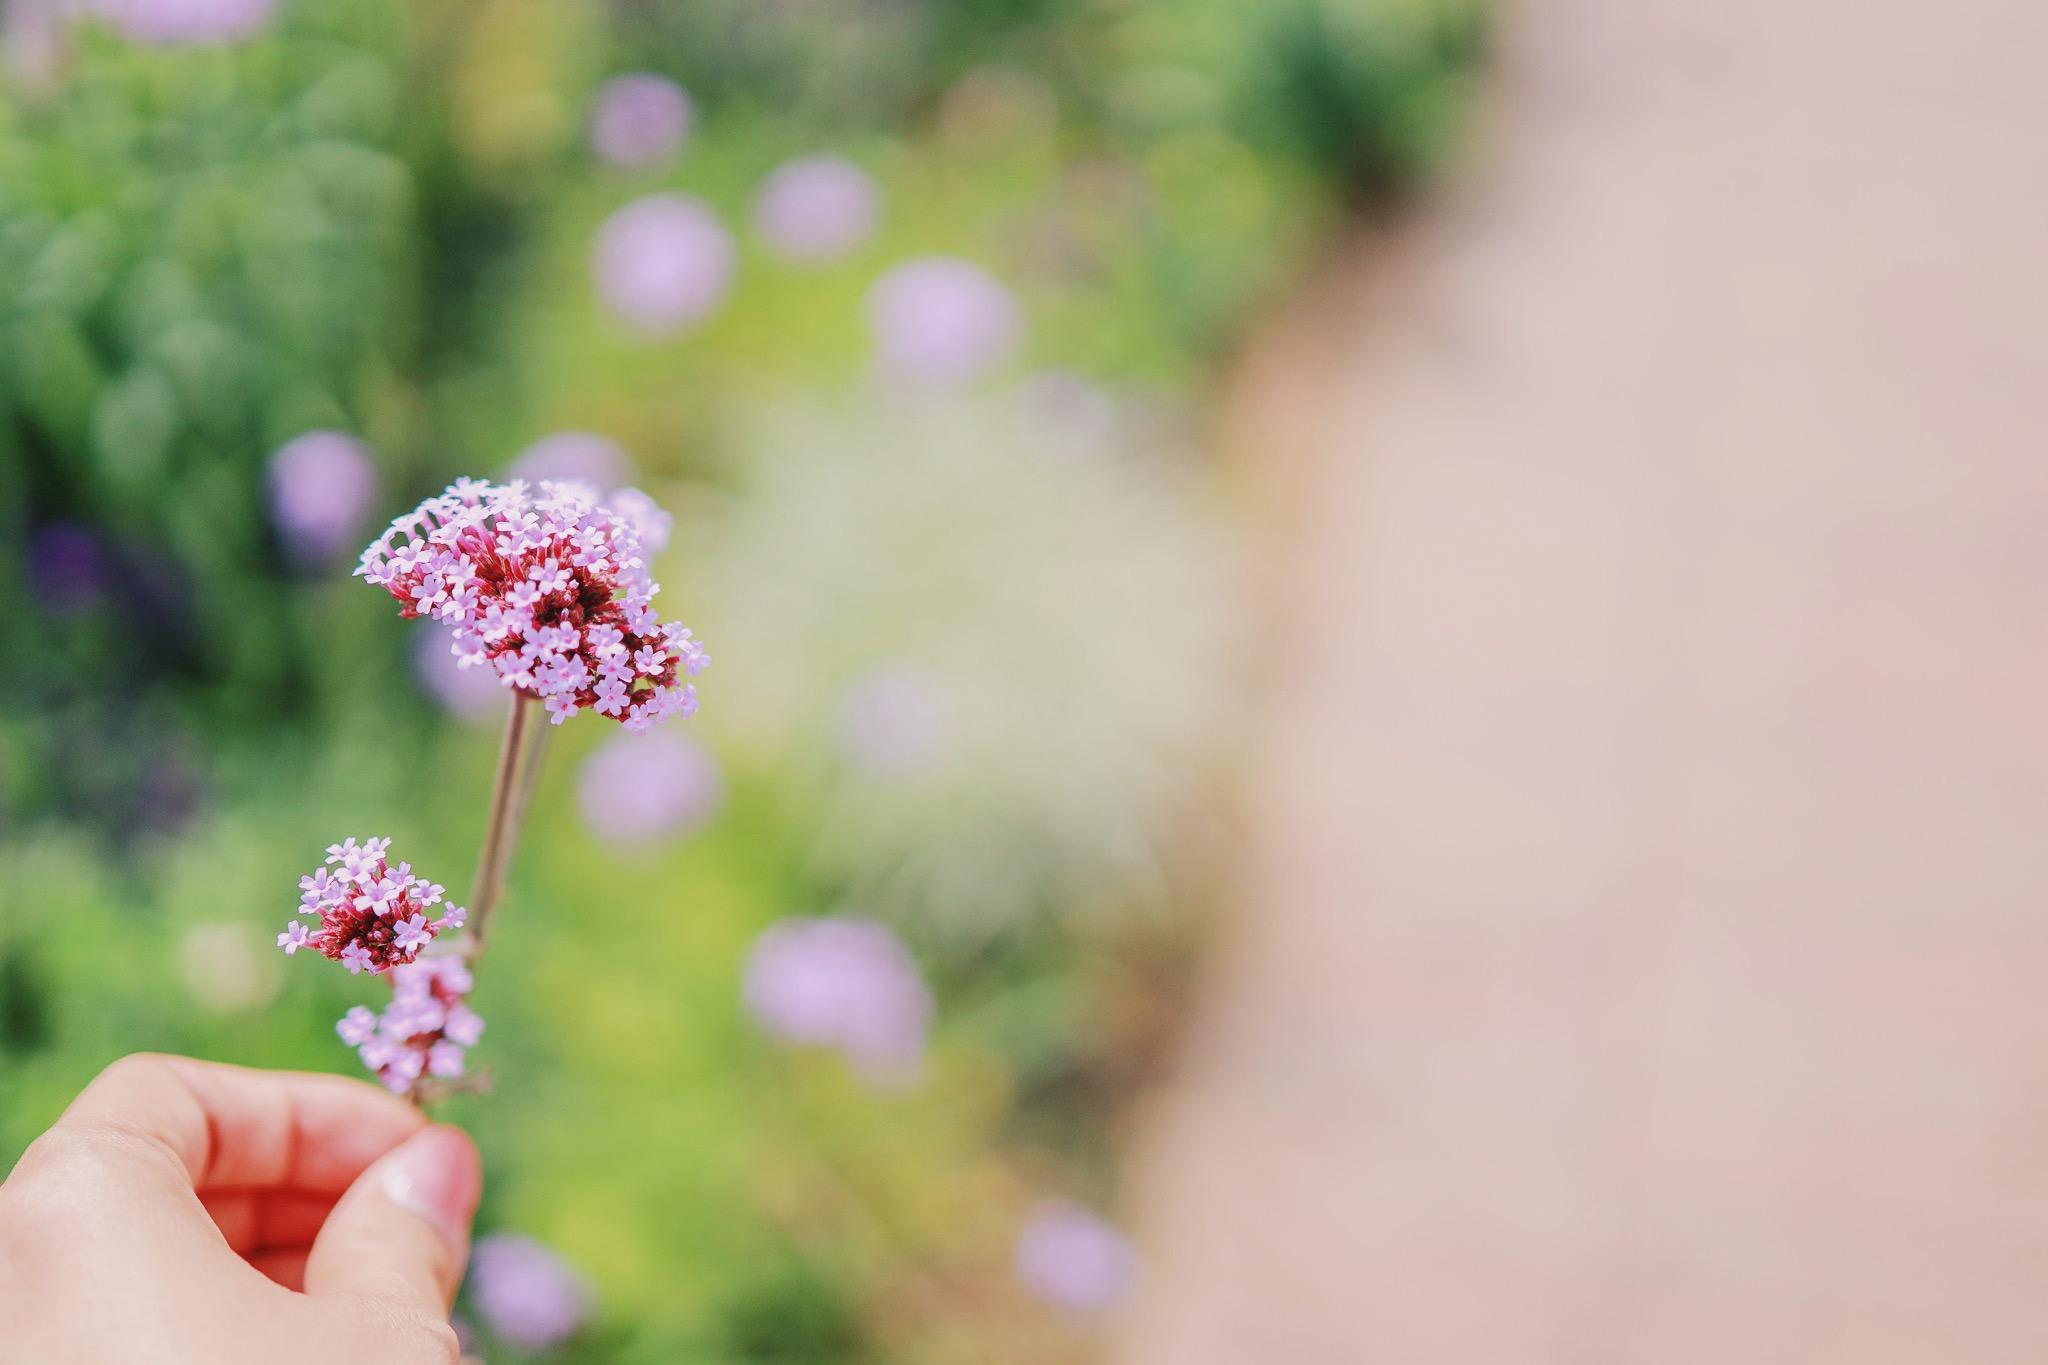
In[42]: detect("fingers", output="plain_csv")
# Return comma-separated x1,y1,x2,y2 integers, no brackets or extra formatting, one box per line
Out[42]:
305,1125,480,1322
200,1189,338,1255
39,1053,426,1196
249,1247,313,1291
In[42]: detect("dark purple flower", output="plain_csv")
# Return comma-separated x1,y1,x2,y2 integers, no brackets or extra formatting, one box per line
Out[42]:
593,194,734,338
589,73,693,169
755,156,880,263
467,1233,592,1351
1014,1199,1136,1316
28,522,110,616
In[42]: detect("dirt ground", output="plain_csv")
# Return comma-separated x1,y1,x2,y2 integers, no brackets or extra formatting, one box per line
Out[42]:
1119,1,2048,1360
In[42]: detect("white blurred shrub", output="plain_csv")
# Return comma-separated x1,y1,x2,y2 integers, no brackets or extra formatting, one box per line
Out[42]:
690,391,1244,939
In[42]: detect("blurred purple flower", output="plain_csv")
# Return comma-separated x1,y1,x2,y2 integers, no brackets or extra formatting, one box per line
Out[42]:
755,156,879,263
593,193,734,338
1014,1200,1136,1317
867,257,1020,386
28,522,109,616
607,486,673,555
589,73,693,169
412,627,506,725
577,729,722,847
743,917,933,1086
94,0,273,45
268,431,379,568
467,1233,592,1351
835,666,948,778
508,431,631,493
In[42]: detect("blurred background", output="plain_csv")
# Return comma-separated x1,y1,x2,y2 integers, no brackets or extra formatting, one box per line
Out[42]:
11,0,2048,1362
0,0,1478,1361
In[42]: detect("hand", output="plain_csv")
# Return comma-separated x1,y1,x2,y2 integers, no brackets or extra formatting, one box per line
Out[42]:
0,1053,480,1364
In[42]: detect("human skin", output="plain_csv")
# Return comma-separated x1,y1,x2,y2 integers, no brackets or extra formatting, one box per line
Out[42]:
0,1054,480,1364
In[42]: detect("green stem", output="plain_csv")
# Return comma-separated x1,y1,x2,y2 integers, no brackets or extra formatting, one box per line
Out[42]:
464,691,545,966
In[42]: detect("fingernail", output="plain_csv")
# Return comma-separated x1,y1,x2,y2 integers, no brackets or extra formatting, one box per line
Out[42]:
378,1125,481,1249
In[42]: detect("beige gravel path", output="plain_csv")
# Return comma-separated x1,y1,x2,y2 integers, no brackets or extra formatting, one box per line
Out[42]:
1121,2,2048,1360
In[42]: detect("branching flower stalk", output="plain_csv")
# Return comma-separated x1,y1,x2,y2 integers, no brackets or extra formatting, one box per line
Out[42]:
279,478,707,1099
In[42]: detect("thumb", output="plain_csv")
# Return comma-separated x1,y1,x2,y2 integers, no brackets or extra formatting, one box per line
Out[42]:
304,1123,480,1320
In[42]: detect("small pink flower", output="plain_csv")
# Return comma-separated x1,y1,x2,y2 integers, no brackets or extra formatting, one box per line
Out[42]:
277,921,310,954
298,868,335,907
341,942,374,975
393,914,433,956
336,1006,378,1046
443,1004,485,1048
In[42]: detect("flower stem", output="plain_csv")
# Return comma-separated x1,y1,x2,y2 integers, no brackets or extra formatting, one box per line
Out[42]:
465,691,545,966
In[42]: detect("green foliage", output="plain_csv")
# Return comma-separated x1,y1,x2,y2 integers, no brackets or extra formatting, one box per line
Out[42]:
0,1,1480,1358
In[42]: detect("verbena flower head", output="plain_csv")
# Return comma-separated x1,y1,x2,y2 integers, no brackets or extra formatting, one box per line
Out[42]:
281,839,465,975
358,478,706,731
338,954,485,1096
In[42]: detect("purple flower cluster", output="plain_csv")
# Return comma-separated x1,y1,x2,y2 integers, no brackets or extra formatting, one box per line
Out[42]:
94,0,273,45
1014,1199,1136,1316
357,478,708,731
755,155,879,262
507,431,630,494
589,73,692,170
268,430,379,568
279,838,466,976
338,956,485,1096
742,916,932,1086
867,257,1020,386
577,729,722,847
592,193,734,338
467,1233,592,1349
